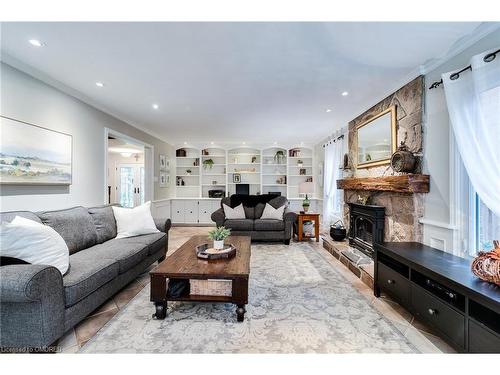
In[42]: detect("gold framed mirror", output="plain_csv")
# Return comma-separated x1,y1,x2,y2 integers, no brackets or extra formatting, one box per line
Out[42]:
355,106,397,169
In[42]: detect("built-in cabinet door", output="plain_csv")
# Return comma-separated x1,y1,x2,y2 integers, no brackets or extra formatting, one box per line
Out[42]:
198,200,213,224
171,200,185,223
184,200,199,223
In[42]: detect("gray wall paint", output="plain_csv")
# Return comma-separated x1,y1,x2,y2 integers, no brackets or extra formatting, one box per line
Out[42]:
0,62,173,212
421,29,500,252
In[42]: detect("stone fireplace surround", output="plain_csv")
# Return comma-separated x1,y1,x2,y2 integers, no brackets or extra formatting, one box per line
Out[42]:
323,76,426,289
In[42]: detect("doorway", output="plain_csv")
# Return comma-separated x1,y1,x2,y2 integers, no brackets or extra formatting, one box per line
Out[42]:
105,129,153,207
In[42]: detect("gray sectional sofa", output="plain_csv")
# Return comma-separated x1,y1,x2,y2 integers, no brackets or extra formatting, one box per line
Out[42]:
211,195,296,244
0,205,171,350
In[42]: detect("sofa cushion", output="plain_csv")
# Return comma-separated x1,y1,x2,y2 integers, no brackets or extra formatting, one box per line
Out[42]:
254,219,285,231
0,210,42,224
224,219,254,231
85,238,150,274
88,205,117,243
268,196,288,209
38,207,98,255
64,251,119,307
113,232,166,255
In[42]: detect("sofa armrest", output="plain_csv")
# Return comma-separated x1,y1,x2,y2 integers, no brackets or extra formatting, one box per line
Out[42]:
0,264,65,348
154,218,172,233
283,209,297,223
211,208,226,227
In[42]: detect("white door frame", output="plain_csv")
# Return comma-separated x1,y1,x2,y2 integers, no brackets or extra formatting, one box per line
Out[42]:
104,128,154,205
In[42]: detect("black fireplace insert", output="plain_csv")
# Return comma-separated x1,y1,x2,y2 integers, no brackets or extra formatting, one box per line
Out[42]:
348,203,385,258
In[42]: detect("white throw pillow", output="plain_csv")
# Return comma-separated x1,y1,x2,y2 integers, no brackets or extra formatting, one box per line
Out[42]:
223,203,246,220
112,201,159,239
260,203,285,220
0,216,70,274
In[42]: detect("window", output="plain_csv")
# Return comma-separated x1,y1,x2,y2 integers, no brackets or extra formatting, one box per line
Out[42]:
475,193,500,253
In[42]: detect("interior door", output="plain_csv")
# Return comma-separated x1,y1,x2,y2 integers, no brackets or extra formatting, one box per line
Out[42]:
118,164,145,207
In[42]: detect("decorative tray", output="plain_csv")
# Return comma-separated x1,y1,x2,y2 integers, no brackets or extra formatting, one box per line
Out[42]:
195,243,237,260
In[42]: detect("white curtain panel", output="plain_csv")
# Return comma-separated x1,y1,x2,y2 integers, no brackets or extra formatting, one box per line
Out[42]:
323,133,345,225
442,47,500,217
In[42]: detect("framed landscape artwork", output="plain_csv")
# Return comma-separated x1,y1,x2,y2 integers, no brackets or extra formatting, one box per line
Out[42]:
0,116,72,185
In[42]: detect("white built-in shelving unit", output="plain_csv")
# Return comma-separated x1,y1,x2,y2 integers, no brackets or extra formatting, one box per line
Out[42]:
173,145,314,199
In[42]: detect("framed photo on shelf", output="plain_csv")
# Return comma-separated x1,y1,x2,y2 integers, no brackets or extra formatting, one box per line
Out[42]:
233,173,241,183
299,168,306,175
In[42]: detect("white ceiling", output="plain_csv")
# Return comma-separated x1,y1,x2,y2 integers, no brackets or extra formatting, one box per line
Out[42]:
0,22,485,144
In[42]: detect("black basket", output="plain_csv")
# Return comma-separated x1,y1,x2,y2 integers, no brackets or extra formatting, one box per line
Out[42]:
330,220,347,241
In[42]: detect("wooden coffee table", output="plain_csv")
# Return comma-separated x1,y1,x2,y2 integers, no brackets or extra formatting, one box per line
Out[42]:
150,235,251,322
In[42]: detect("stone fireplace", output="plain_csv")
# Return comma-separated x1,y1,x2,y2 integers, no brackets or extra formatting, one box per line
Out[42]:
322,76,427,290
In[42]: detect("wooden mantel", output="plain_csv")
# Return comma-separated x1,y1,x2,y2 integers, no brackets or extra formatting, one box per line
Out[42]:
336,174,429,193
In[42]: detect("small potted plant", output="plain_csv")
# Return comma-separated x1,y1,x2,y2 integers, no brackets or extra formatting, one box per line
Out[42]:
208,226,231,250
297,159,303,167
203,158,214,169
186,169,192,175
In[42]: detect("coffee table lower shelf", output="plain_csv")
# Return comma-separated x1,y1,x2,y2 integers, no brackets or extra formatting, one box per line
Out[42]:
150,275,248,322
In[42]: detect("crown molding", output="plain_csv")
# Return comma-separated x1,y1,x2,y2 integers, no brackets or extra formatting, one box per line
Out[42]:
0,52,171,144
420,22,500,74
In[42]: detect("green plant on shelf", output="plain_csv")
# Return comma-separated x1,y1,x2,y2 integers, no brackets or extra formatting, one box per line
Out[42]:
208,226,231,241
203,158,214,169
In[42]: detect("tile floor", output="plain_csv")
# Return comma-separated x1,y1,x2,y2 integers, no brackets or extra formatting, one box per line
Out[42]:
57,226,455,353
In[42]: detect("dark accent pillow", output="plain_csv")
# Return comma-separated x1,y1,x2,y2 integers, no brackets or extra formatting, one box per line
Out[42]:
254,203,266,219
88,205,117,243
0,257,30,266
244,206,255,220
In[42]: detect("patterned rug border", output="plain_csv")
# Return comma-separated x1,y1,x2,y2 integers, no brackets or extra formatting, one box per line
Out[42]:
80,241,419,353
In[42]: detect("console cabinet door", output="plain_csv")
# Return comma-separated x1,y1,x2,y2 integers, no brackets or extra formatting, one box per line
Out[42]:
171,200,185,223
198,201,213,224
184,200,199,223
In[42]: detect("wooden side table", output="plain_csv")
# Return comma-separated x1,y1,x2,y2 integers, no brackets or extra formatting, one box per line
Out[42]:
295,213,320,242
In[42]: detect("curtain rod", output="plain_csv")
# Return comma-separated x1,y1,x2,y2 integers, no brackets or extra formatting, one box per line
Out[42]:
322,134,344,148
428,48,499,90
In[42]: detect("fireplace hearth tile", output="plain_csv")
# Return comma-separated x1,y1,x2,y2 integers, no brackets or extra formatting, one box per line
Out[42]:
322,237,374,289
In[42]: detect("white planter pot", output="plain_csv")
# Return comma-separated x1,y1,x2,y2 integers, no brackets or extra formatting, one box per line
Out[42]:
213,240,224,250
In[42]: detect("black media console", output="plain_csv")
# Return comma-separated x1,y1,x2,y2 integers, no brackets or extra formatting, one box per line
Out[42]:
374,242,500,353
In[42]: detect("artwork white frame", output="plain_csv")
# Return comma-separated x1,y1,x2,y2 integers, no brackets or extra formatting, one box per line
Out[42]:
159,172,167,187
159,154,166,171
0,116,72,185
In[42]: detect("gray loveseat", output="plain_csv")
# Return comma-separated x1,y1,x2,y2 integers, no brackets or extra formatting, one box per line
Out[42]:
211,195,296,244
0,205,171,350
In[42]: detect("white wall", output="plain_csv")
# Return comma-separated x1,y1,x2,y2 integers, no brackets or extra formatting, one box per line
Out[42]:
421,29,500,253
0,63,173,212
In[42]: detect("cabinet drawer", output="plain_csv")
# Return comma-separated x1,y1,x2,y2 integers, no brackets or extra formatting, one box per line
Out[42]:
411,284,465,349
378,262,410,305
469,320,500,353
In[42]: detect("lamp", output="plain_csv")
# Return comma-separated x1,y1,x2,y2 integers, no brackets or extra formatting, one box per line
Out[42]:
299,182,314,213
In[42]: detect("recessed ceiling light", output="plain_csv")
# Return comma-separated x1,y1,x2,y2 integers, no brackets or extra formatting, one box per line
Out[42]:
242,142,246,145
184,142,187,145
95,82,104,88
210,141,214,145
152,104,159,110
341,91,349,96
274,141,278,145
326,109,332,113
28,39,43,47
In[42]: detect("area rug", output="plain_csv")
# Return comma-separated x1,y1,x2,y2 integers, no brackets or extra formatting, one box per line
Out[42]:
81,242,418,353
